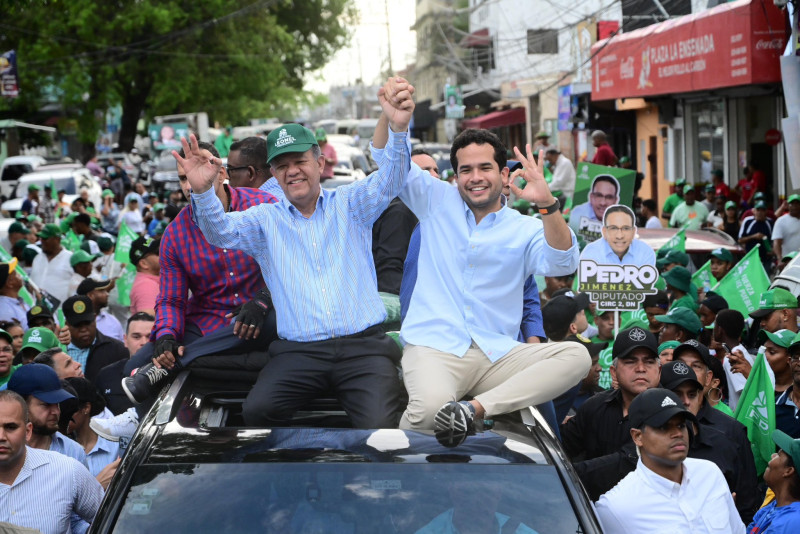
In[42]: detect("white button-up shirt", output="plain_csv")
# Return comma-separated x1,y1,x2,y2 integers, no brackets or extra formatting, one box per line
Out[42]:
595,457,745,534
30,248,73,305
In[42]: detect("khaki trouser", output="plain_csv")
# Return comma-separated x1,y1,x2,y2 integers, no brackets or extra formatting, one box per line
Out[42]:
399,341,591,429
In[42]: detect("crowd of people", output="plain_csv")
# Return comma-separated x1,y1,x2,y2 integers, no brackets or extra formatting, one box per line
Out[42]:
0,76,799,533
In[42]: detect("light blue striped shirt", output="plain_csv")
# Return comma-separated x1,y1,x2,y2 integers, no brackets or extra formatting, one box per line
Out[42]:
579,236,656,266
193,128,410,342
50,432,88,467
371,155,579,361
0,447,103,534
85,436,119,478
258,177,285,200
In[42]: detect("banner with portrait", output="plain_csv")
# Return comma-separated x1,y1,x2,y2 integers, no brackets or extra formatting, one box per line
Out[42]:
567,163,637,243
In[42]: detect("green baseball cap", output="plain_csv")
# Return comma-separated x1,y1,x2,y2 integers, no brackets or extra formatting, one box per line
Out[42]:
96,236,114,252
789,331,800,353
660,249,689,269
14,212,26,220
266,124,318,164
26,215,41,224
773,430,800,469
757,328,796,348
657,307,702,335
710,248,734,263
782,250,798,262
662,266,692,293
787,194,800,204
754,200,767,210
27,184,40,192
8,222,30,235
314,127,327,142
618,156,630,165
725,200,737,210
753,192,766,200
535,130,549,139
102,189,115,198
21,327,59,353
657,340,681,354
69,250,98,267
683,184,695,194
676,178,687,187
152,203,166,213
0,329,12,345
704,184,715,192
750,288,799,319
38,223,62,240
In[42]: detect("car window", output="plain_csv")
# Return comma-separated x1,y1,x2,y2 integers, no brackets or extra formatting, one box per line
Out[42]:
1,164,32,182
21,176,75,195
110,463,580,533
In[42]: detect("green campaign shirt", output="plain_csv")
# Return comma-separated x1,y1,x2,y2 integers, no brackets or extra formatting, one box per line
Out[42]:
670,294,699,312
0,364,21,388
669,202,710,231
662,193,683,216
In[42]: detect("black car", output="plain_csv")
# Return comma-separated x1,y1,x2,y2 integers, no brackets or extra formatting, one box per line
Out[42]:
90,367,601,533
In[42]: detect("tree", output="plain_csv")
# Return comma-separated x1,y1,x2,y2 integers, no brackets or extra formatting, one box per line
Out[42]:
0,0,354,159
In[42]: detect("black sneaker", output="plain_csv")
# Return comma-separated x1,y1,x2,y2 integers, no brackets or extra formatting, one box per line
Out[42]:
434,401,477,447
121,363,169,404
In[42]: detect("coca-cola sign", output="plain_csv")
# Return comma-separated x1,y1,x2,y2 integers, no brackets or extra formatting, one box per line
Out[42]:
756,39,784,50
592,0,786,101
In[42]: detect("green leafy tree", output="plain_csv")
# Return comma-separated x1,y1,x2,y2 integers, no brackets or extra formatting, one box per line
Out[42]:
0,0,353,159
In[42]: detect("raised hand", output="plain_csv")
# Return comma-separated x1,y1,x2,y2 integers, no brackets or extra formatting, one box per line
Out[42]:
378,77,415,133
508,145,555,207
172,134,221,194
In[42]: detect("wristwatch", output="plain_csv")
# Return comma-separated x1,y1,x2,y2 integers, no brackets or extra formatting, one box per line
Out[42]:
536,198,561,215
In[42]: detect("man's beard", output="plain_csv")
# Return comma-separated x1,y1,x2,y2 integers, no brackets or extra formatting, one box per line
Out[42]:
31,422,57,436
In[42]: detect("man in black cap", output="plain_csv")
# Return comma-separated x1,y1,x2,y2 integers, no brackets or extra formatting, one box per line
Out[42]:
561,327,662,461
128,236,160,315
642,290,669,337
595,388,745,533
77,278,123,342
541,291,590,341
25,301,71,347
62,295,127,383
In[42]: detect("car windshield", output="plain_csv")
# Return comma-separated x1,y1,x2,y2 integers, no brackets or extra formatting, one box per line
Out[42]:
110,462,579,533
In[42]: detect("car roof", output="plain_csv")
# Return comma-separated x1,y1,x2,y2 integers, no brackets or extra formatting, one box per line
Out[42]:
18,167,91,181
636,227,742,254
1,155,47,166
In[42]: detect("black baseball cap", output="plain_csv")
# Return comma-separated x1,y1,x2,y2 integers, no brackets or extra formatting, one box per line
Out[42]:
542,292,590,339
673,339,714,370
612,327,658,361
62,295,96,325
660,360,703,391
129,236,160,265
629,388,697,429
76,278,114,296
26,301,53,326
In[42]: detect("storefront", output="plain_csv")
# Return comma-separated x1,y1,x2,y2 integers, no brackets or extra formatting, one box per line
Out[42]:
591,0,789,207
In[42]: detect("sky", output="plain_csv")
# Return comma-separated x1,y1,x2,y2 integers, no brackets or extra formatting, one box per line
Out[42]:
305,0,417,93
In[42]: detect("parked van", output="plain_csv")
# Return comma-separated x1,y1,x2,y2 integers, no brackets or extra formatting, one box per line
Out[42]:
0,167,102,217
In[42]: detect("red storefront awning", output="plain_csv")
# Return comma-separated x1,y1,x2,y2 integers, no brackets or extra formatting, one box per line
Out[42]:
461,107,526,130
460,28,490,48
591,0,788,101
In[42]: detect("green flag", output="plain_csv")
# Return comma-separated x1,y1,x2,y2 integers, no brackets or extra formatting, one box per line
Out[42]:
733,350,776,475
114,221,138,264
711,245,769,317
62,229,82,252
115,264,137,307
691,260,717,293
49,178,57,201
657,228,686,255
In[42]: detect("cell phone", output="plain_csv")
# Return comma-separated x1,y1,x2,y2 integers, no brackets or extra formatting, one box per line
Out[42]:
721,343,732,354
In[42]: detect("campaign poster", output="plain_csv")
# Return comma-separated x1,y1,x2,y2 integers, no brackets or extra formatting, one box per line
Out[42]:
568,163,636,243
148,122,189,152
1,50,19,98
578,205,658,311
444,84,464,119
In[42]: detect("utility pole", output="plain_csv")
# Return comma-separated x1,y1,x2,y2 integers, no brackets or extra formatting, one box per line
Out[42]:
384,0,393,74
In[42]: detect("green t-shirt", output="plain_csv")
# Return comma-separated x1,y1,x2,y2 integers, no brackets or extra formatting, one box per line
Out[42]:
669,202,710,231
662,193,683,216
670,294,699,312
0,364,21,389
713,401,735,417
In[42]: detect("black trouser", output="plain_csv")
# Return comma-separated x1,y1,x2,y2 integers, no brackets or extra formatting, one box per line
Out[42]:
242,325,403,429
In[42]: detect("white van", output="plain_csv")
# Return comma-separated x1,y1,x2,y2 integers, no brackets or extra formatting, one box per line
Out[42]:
0,155,47,200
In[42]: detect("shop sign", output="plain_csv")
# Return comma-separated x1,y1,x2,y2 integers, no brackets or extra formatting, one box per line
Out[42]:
591,0,786,101
765,128,782,146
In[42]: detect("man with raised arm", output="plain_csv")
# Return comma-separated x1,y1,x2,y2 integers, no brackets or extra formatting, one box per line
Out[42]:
175,78,415,428
371,122,589,445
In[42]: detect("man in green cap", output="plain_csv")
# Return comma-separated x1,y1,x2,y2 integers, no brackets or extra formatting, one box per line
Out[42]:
533,130,553,153
748,430,800,530
30,223,73,305
669,185,709,230
18,326,60,365
174,77,416,428
774,193,800,268
657,307,702,344
739,200,774,269
68,250,98,296
315,127,337,181
709,247,734,282
214,125,233,157
21,184,40,216
750,288,798,334
780,335,800,438
100,188,120,234
663,265,698,312
661,178,686,221
657,249,689,273
7,221,31,250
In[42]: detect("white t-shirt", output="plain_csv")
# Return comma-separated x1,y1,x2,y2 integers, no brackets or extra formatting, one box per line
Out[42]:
772,214,800,257
645,215,662,229
30,247,74,304
722,344,754,412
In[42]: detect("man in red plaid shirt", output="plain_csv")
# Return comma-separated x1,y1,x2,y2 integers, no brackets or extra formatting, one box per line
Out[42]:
121,141,280,404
